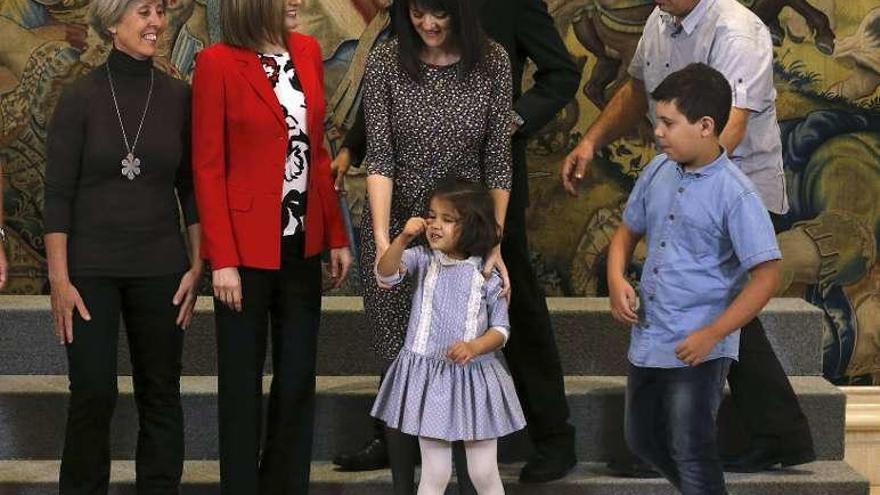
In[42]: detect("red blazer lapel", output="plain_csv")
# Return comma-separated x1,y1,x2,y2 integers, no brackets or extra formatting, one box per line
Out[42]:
231,46,286,130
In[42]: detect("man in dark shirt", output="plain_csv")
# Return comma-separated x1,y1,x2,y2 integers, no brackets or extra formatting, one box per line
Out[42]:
332,0,581,484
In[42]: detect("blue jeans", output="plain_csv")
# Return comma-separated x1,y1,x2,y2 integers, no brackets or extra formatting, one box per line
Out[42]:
625,358,732,495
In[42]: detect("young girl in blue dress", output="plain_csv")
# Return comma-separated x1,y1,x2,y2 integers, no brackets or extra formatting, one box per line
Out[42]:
372,180,525,494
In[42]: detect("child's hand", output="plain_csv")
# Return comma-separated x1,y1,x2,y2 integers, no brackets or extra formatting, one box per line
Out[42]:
401,217,427,241
609,276,639,325
447,341,479,365
675,328,721,366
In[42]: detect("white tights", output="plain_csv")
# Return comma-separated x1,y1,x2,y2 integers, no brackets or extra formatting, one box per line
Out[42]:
416,437,504,495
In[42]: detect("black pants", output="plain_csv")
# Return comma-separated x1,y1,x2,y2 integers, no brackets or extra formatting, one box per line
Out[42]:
724,213,813,453
215,235,322,494
60,273,185,495
500,205,575,455
727,316,813,452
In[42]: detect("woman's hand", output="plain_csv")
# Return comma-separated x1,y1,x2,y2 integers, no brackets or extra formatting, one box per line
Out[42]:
331,148,352,194
373,233,393,289
50,279,91,344
327,247,354,290
213,267,242,312
173,267,202,329
482,245,510,301
447,340,479,365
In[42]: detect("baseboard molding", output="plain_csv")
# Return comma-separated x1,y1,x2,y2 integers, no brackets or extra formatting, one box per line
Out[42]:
842,386,880,490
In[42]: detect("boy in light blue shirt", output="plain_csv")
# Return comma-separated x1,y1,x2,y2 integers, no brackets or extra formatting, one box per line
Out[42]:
606,63,782,494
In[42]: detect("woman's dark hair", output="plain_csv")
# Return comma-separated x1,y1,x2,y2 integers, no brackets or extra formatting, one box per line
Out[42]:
430,179,500,259
393,0,489,82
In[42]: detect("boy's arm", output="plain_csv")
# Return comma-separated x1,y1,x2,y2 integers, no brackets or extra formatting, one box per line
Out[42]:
675,259,781,366
607,224,643,325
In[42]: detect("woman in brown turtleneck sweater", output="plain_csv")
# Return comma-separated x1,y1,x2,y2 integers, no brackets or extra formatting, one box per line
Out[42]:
43,0,200,492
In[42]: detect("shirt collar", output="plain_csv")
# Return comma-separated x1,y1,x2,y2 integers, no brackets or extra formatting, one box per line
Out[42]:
674,147,728,178
434,250,482,268
661,0,715,36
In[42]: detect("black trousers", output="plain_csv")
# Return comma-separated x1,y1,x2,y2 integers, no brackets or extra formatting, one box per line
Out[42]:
60,273,185,495
500,205,575,455
215,235,322,495
727,316,813,452
724,213,813,452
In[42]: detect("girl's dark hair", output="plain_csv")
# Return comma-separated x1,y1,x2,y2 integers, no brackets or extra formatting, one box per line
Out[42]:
430,179,500,259
393,0,489,82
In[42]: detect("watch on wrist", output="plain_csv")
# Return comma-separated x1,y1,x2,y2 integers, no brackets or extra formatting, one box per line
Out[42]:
0,226,6,244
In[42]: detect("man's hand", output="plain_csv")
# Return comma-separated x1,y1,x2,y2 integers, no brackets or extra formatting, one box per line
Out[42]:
561,139,596,196
675,328,722,366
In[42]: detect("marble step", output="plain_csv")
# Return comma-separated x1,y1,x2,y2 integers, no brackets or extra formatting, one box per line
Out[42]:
0,375,843,462
0,297,824,376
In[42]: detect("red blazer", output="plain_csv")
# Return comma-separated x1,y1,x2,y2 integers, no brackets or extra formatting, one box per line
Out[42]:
192,32,348,270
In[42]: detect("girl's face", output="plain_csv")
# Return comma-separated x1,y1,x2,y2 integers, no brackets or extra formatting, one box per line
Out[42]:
284,0,303,32
409,4,453,50
426,197,463,257
111,0,167,60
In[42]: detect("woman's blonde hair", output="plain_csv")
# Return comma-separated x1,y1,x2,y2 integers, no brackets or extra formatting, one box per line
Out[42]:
89,0,167,43
221,0,288,50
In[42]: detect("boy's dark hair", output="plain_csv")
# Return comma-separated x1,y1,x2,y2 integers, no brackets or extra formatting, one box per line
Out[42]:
430,179,500,259
393,0,489,83
650,63,732,136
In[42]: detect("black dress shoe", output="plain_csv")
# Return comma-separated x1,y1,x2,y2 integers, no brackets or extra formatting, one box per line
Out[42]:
332,438,389,472
518,453,577,483
606,458,662,479
723,445,816,473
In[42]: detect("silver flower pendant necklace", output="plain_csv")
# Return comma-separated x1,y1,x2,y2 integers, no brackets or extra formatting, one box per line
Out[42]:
107,61,154,180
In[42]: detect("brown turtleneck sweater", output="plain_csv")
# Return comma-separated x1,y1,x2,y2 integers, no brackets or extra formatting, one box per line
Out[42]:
43,49,198,277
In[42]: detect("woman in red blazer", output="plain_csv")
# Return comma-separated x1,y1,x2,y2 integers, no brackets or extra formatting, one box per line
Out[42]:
191,0,352,492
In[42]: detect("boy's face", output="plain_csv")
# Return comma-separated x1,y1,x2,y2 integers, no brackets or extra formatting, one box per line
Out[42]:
654,100,714,165
426,197,463,256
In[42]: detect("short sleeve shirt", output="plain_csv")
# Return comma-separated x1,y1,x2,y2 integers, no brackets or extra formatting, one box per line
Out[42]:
622,151,782,368
629,0,788,214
